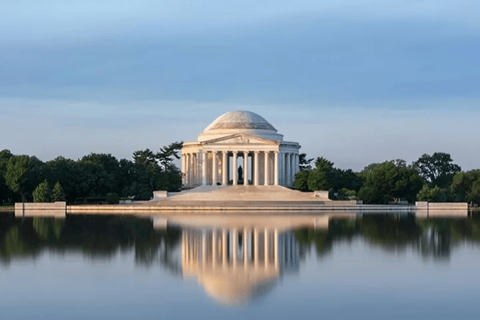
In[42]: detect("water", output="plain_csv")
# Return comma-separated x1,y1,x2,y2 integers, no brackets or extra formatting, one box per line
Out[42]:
1,213,480,319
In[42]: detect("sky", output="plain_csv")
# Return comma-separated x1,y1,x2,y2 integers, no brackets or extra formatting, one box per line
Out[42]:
1,0,479,171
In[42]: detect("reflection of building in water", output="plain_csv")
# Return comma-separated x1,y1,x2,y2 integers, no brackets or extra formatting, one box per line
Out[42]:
181,227,299,305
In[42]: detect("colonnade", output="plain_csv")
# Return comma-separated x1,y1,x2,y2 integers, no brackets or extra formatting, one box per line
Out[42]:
181,227,299,270
182,150,300,187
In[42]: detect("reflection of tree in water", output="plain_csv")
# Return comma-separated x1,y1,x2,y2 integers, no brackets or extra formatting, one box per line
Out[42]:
0,215,182,274
360,215,421,253
415,217,480,261
295,219,357,259
294,214,480,262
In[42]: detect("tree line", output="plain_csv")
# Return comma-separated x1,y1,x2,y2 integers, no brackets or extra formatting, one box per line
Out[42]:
0,142,182,204
294,152,480,205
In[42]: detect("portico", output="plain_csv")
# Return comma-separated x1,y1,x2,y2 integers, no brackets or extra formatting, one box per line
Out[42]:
181,111,300,188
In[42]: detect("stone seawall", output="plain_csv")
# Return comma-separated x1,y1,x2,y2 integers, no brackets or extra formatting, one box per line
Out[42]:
15,202,66,218
14,201,469,217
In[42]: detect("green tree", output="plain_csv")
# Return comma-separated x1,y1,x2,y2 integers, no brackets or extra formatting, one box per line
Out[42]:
294,170,310,191
308,168,330,191
52,181,64,201
47,156,81,202
32,180,52,202
357,160,423,204
412,152,461,188
156,142,182,170
417,185,449,202
0,149,14,203
314,157,334,172
306,157,334,191
299,153,314,170
294,156,362,197
451,170,480,204
77,153,119,199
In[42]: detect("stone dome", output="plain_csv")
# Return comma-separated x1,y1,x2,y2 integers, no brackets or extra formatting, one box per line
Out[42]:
198,111,283,142
204,111,277,132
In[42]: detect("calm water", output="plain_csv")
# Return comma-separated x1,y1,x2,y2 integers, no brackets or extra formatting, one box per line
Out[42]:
1,213,480,319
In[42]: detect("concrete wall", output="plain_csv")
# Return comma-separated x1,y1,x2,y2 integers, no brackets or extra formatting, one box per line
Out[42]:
153,191,168,200
314,191,329,200
415,202,468,209
15,202,66,218
415,201,469,218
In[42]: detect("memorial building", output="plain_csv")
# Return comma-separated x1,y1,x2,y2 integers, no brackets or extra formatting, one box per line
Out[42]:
181,111,300,188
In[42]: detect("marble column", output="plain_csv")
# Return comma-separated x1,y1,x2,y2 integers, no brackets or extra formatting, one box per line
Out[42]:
243,151,249,186
280,152,285,186
202,151,207,185
212,151,217,186
181,154,186,186
191,154,194,186
253,151,259,186
194,153,198,185
222,151,228,185
286,152,291,187
274,151,279,186
264,151,270,186
185,154,189,186
296,153,300,174
232,151,238,185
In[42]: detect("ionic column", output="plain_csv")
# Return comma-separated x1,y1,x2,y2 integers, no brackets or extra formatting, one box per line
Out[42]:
291,153,295,185
232,151,238,185
222,151,228,185
274,151,279,186
202,151,207,185
181,153,186,186
280,152,285,186
295,153,300,174
253,151,259,185
185,154,189,186
189,153,194,186
264,151,270,186
286,153,291,187
194,153,198,185
264,228,269,267
243,151,249,186
212,151,217,186
232,228,238,268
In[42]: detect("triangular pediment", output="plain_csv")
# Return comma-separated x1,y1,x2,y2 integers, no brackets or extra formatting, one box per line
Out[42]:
200,133,280,146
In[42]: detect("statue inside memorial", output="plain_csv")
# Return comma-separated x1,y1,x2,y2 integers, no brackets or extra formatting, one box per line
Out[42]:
238,166,244,183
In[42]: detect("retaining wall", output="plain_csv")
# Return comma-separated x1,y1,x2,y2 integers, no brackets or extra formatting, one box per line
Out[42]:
15,202,66,218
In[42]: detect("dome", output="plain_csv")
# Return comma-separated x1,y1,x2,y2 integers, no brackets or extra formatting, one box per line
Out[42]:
204,111,277,132
198,111,283,142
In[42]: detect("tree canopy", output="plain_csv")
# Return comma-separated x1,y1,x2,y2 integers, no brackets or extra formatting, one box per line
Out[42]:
0,143,183,204
412,152,461,188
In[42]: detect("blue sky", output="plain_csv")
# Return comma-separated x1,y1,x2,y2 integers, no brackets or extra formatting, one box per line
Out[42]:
1,0,479,171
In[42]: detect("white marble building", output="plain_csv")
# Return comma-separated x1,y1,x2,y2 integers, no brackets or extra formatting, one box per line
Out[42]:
181,111,301,187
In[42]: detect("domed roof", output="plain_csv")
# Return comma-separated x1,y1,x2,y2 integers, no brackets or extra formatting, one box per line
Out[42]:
204,111,277,132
